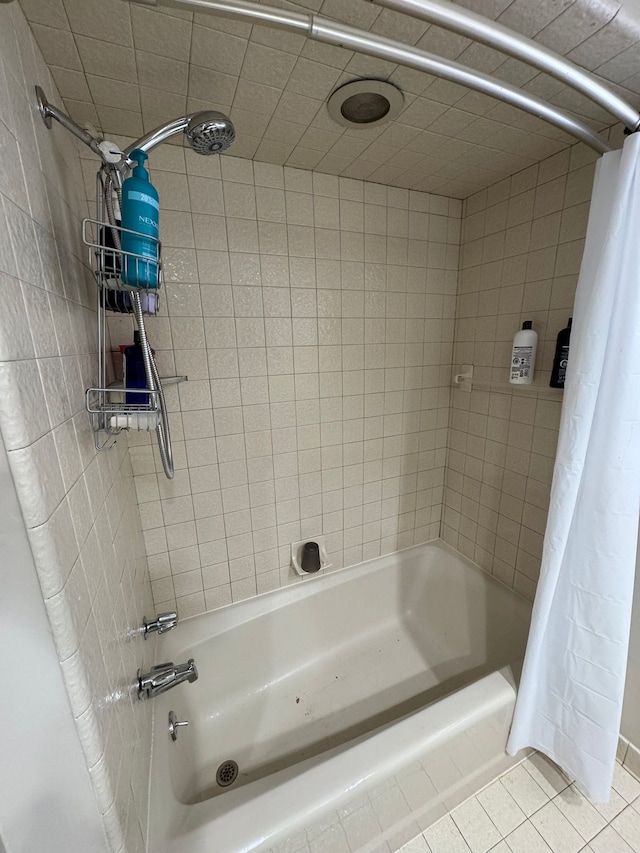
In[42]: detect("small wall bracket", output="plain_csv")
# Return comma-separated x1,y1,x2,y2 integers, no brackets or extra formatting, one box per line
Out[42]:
453,364,474,393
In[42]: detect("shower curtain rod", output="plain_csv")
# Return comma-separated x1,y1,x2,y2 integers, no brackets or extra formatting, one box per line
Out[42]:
367,0,640,133
128,0,612,154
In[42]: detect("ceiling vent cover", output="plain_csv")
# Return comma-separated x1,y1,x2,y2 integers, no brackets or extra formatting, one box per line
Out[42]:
327,79,404,128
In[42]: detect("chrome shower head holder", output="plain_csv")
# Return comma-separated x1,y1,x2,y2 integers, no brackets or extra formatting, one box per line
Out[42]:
35,85,53,130
35,85,105,159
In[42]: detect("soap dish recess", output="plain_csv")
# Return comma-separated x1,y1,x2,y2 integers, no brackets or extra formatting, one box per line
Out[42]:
291,537,332,576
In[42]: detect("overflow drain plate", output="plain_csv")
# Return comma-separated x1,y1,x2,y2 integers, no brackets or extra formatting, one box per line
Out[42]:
216,759,239,787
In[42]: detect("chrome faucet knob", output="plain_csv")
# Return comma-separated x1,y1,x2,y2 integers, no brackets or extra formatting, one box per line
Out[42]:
168,710,189,741
143,611,178,638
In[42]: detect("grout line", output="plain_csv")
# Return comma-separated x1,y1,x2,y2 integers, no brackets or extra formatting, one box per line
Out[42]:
397,751,640,853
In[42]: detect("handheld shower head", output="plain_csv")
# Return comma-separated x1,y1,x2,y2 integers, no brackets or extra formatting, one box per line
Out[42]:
186,111,235,154
124,110,235,162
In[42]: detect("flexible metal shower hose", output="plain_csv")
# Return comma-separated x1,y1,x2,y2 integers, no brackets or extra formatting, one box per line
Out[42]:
104,167,174,479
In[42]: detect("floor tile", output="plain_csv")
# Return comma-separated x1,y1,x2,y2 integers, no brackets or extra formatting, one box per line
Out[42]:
529,800,584,853
524,755,572,798
589,824,636,853
451,797,503,853
423,815,472,853
611,805,640,852
613,765,640,804
477,780,527,837
553,784,608,841
501,764,550,817
396,835,429,853
504,820,554,852
592,785,628,823
392,757,640,853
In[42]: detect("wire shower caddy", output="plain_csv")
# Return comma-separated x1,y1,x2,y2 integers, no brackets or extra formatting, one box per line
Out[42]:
83,169,183,456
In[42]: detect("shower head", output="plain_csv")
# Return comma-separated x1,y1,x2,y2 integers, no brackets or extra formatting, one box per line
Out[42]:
186,111,235,154
124,110,235,161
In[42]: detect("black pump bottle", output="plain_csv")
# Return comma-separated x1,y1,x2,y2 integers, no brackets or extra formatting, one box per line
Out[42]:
550,318,572,388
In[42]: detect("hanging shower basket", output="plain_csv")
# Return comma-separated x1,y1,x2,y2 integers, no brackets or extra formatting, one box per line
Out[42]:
86,386,160,440
82,217,163,311
81,172,184,466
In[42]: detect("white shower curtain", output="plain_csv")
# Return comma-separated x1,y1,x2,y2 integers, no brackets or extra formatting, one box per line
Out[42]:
507,133,640,802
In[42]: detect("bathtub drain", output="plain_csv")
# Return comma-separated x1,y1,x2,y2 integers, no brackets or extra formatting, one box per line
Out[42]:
216,759,239,787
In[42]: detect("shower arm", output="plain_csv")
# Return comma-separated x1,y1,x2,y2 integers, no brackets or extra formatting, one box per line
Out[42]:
367,0,640,134
127,0,613,154
35,85,105,160
36,86,203,169
123,116,189,161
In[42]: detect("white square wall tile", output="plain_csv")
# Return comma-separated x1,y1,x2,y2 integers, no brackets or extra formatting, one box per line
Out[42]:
0,8,159,848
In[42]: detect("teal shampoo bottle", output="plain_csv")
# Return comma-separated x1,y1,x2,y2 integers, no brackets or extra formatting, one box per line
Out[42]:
121,149,159,288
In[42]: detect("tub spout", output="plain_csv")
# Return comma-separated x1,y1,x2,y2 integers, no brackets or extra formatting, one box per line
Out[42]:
137,658,198,699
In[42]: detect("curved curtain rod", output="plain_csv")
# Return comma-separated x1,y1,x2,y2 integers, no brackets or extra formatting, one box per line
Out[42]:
367,0,640,132
129,0,612,154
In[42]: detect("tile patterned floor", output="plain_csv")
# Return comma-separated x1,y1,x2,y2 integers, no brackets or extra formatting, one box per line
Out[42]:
396,754,640,853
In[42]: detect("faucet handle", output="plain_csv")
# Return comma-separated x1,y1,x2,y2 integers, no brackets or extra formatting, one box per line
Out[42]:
143,611,178,638
168,710,189,741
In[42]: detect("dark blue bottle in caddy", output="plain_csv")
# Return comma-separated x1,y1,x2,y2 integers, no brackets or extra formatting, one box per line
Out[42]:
124,330,154,405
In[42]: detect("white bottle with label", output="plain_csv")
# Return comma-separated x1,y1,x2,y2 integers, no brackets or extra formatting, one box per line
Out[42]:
509,320,538,385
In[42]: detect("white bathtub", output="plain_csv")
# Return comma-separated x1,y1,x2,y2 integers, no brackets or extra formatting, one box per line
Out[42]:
148,540,531,853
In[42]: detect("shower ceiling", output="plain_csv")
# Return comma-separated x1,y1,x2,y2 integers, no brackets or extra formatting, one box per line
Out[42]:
18,0,640,197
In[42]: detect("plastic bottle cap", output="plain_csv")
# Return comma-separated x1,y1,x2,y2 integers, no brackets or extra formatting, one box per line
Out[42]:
522,320,533,329
133,330,141,345
568,317,572,328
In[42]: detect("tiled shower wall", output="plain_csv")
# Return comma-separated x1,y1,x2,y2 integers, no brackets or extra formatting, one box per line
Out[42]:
107,149,461,614
442,139,601,601
0,5,153,851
